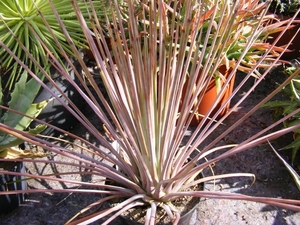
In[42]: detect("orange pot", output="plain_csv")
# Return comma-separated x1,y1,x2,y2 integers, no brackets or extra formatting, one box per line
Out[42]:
180,65,236,126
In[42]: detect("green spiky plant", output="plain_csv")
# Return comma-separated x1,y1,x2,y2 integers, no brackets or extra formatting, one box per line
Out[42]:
0,0,300,224
264,60,300,164
0,0,108,90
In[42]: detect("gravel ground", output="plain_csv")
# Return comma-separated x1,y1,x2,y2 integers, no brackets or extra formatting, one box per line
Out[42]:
0,67,299,225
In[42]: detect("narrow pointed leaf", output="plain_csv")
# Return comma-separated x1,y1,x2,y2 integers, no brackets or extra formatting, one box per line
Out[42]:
269,141,300,191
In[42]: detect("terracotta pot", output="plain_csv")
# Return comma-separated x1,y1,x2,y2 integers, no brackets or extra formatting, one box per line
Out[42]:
181,65,236,126
268,14,300,60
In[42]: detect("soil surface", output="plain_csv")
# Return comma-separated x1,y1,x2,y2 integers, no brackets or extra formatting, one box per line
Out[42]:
0,65,299,224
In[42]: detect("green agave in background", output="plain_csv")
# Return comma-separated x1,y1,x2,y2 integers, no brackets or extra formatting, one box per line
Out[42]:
1,0,300,224
0,0,108,89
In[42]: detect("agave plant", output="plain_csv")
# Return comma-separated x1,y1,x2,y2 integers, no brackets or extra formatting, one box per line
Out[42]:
0,0,300,224
0,71,47,159
0,0,108,89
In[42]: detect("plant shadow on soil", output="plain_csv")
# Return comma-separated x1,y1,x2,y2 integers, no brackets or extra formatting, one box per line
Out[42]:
0,65,299,225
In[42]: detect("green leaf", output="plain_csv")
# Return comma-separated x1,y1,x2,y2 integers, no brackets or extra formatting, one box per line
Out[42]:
281,135,300,151
283,102,300,115
0,134,23,151
0,71,44,142
262,100,291,109
15,100,49,131
269,141,300,191
2,71,41,128
284,119,300,132
0,124,47,150
281,132,300,164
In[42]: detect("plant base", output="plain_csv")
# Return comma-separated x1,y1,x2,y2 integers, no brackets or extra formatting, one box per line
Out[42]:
104,172,204,225
117,195,200,225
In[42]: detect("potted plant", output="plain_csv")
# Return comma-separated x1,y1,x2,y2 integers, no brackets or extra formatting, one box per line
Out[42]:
0,0,300,224
174,0,294,124
0,71,47,212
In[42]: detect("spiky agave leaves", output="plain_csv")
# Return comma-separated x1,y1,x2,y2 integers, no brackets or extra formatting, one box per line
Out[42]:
0,0,300,225
0,0,109,89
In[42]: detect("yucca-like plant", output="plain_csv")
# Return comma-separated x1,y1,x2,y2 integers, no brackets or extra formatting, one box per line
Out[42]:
0,0,300,224
0,0,108,89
